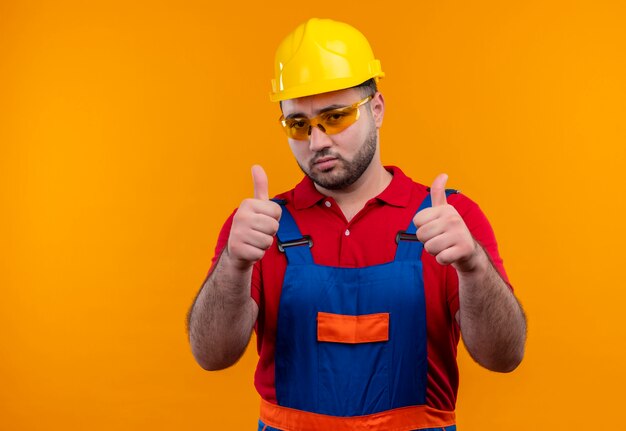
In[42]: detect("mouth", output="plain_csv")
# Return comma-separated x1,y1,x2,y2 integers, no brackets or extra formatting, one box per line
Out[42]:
313,156,337,165
312,156,339,172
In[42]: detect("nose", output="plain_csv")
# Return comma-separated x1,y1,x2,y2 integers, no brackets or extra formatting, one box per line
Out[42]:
308,124,332,152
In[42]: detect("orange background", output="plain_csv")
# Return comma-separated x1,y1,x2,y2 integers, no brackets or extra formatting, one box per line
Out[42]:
1,1,625,429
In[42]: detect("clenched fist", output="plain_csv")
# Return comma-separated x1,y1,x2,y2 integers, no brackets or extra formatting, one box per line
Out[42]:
413,174,481,274
227,165,282,271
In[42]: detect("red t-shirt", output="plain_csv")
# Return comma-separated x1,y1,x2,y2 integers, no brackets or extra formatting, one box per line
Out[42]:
209,166,510,412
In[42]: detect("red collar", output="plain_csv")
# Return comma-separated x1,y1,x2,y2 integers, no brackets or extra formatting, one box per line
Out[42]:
292,166,413,210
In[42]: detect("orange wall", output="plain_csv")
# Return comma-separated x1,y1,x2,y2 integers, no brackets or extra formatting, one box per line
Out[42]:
1,1,625,429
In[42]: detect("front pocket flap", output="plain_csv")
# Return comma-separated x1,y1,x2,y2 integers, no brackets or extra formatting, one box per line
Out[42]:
317,312,389,343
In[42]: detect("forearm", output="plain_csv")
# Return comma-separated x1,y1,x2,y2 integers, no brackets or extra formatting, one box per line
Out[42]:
457,243,527,372
188,249,258,371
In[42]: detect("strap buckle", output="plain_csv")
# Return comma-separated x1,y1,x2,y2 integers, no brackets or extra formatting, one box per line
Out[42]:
395,231,420,244
277,235,313,253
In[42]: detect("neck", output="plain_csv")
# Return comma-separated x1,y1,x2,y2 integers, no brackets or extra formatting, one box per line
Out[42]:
315,161,392,221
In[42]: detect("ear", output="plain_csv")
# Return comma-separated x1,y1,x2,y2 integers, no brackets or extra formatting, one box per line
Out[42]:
370,92,385,128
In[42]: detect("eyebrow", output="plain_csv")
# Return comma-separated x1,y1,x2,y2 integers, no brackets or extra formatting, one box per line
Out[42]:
284,104,348,120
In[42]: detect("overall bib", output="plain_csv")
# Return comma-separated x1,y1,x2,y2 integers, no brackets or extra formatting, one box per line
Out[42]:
259,193,457,431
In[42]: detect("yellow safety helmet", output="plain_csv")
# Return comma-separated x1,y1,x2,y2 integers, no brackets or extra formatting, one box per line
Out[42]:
270,18,384,102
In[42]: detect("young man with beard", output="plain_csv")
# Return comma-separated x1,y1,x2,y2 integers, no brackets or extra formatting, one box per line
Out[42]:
188,18,526,431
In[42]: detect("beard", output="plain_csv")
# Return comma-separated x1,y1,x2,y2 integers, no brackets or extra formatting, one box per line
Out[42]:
297,123,378,191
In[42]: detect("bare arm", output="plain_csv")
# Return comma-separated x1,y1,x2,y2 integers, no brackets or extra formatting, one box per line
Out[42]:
187,165,281,371
414,174,526,373
455,244,526,372
188,251,259,370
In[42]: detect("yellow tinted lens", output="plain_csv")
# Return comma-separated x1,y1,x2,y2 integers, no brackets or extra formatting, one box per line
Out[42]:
319,107,359,135
282,117,311,140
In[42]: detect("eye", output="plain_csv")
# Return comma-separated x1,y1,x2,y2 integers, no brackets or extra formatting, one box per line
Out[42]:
322,111,348,124
286,119,309,130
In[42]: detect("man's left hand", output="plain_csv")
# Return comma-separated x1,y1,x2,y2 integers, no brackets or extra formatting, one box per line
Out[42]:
413,174,484,274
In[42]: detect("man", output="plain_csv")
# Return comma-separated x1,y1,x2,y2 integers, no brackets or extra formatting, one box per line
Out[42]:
188,18,526,431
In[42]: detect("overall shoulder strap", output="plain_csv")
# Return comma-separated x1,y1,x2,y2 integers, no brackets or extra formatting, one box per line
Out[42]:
272,199,314,265
394,189,459,261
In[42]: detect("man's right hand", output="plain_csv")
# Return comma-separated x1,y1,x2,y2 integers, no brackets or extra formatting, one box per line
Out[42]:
226,165,282,271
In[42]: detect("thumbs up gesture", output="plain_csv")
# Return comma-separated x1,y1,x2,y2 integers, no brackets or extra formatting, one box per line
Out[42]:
227,165,282,271
413,174,480,273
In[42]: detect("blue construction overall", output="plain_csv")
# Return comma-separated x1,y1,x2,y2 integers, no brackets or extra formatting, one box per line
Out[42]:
258,193,457,431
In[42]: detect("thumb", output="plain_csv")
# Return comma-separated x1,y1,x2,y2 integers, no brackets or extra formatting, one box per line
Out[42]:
430,173,448,207
252,165,269,200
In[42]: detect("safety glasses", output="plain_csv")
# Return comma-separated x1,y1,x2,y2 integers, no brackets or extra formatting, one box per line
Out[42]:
279,95,373,141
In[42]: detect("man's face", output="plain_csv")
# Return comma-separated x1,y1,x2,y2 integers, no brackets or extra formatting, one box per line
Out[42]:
280,88,384,191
